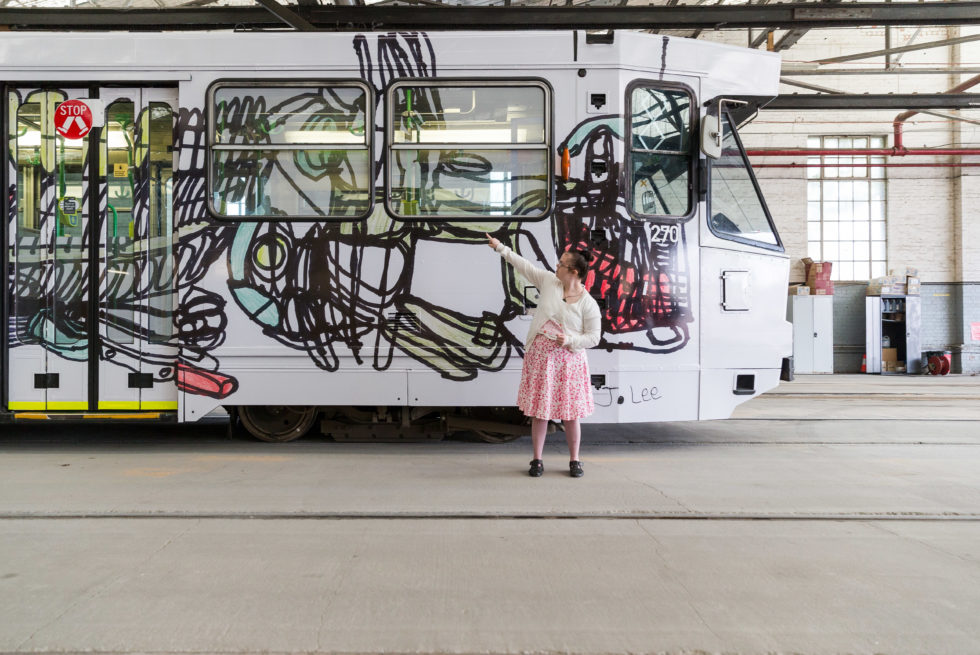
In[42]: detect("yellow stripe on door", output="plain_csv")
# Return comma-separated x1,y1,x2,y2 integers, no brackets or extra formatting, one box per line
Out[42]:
98,401,140,410
98,401,178,411
140,401,178,410
7,401,46,410
45,401,89,410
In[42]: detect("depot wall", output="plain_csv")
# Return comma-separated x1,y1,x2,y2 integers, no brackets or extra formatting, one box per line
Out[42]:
699,27,980,372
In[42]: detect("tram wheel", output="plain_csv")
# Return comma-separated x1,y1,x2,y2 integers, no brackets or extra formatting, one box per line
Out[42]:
474,430,522,444
238,405,318,443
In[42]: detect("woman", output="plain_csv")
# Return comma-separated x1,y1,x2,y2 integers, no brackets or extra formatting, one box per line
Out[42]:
486,233,602,477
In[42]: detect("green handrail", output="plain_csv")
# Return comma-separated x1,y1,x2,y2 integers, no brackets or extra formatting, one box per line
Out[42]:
107,203,119,238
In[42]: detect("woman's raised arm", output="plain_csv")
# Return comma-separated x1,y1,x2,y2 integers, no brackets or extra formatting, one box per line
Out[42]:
486,233,553,288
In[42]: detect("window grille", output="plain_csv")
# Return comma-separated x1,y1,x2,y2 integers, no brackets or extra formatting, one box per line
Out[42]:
806,136,886,281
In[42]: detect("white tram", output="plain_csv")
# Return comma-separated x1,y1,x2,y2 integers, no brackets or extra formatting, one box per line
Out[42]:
1,30,791,441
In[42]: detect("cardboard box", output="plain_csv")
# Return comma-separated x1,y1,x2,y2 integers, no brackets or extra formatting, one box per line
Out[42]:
804,259,833,285
882,347,898,362
906,276,920,295
890,266,919,278
789,284,810,296
867,283,906,296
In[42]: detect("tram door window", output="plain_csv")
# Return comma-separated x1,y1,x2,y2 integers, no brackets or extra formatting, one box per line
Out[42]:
98,89,177,411
4,87,177,412
628,85,693,219
8,90,92,410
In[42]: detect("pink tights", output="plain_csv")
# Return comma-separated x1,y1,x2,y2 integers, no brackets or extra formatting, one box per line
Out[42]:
531,417,581,462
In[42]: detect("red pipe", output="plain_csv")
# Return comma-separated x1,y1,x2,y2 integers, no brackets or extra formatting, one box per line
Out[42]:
746,147,980,156
753,162,980,168
893,73,980,152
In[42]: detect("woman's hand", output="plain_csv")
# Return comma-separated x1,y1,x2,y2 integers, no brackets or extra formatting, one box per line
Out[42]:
486,233,501,250
555,333,567,347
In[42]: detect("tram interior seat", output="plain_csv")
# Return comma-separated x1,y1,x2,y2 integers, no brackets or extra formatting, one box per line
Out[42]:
711,212,741,235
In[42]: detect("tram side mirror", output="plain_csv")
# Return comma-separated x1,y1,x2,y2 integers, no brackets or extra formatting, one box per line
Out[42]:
701,98,749,159
701,113,722,160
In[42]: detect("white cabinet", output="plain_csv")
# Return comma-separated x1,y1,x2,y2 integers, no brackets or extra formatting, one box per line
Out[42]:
787,296,834,374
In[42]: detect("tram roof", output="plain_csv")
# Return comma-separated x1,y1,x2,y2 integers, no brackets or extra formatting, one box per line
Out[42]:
0,30,779,97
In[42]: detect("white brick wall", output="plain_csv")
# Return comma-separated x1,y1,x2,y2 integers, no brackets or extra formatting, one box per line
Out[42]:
706,25,980,285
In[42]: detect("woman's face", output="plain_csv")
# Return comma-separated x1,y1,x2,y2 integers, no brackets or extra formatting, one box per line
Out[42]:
556,252,579,285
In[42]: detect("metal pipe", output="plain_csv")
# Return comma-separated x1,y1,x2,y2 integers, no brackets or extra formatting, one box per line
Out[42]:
751,162,980,168
782,68,980,75
815,33,980,65
746,148,980,156
893,73,980,151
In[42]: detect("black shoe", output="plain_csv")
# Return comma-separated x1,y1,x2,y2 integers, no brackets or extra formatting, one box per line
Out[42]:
529,459,544,477
569,460,584,478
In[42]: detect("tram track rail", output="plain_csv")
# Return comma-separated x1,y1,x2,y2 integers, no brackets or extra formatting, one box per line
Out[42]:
3,512,979,521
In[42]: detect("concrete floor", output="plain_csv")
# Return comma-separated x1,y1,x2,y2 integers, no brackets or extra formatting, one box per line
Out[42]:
1,374,979,654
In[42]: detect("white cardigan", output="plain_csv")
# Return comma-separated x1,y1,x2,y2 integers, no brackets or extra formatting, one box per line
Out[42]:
495,244,602,353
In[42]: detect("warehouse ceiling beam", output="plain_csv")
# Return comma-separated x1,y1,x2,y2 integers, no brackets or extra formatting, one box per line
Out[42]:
815,33,980,64
890,26,921,65
766,0,846,51
773,27,810,51
779,78,843,94
252,0,317,30
783,67,980,75
777,79,980,126
761,93,980,110
749,28,775,48
5,2,980,31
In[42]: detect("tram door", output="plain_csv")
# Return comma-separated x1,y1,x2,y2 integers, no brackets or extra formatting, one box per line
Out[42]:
97,89,177,410
6,87,177,411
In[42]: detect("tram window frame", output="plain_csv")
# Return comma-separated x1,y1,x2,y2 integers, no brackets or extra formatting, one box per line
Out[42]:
206,80,375,222
706,110,784,253
384,78,554,222
625,80,697,223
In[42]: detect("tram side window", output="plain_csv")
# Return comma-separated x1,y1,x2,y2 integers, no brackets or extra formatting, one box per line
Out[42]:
708,113,780,247
209,83,371,219
387,82,551,219
629,86,692,218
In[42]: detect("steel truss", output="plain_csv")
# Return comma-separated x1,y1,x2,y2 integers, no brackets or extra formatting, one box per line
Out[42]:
2,2,980,31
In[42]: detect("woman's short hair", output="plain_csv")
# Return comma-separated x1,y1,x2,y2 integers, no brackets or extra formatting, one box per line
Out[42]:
564,249,594,281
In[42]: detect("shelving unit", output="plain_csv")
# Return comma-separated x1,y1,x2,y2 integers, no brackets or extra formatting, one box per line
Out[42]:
865,295,921,374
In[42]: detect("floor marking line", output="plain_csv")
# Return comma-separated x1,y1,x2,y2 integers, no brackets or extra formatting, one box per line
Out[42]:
2,513,979,521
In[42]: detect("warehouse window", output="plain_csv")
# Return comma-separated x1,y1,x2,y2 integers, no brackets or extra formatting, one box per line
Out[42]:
386,81,551,219
208,82,372,219
807,136,886,281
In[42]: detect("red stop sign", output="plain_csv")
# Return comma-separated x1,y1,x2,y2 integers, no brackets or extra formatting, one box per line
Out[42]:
55,100,93,139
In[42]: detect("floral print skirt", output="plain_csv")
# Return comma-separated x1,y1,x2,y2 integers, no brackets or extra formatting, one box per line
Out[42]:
517,320,595,421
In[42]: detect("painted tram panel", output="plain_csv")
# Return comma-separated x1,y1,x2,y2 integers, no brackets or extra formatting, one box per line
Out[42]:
1,31,790,439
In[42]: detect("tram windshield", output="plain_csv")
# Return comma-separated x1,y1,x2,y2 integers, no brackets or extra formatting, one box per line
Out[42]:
708,113,780,248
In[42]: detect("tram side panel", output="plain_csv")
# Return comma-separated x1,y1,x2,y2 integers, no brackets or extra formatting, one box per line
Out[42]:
568,67,704,423
174,33,784,425
177,64,707,424
698,70,792,421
